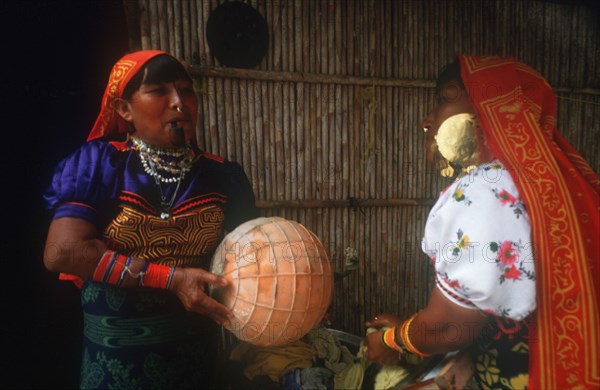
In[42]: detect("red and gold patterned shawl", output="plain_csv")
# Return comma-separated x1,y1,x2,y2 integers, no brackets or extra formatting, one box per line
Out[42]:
459,55,599,389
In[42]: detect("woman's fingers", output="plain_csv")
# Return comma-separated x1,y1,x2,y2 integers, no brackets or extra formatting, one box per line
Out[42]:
365,312,401,328
191,291,233,322
172,267,233,322
191,267,229,287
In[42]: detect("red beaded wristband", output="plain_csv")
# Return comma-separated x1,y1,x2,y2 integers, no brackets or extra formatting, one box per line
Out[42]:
105,253,129,285
92,250,131,285
92,250,114,281
141,263,176,289
92,250,175,290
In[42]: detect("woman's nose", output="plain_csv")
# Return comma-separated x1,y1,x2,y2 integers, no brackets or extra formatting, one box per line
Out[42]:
168,84,183,109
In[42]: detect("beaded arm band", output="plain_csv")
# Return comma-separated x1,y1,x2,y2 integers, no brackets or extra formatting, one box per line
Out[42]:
92,249,175,289
380,314,430,358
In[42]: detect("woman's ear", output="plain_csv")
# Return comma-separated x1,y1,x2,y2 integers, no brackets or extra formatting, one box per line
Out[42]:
114,98,133,122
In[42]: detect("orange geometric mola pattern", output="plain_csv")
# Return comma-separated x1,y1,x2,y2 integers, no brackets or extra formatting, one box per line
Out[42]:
460,55,599,389
103,204,225,268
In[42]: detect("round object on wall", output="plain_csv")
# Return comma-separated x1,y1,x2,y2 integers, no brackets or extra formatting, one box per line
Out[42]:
205,1,269,68
209,217,333,346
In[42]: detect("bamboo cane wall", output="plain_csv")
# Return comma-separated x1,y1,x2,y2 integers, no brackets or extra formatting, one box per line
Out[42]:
134,0,600,336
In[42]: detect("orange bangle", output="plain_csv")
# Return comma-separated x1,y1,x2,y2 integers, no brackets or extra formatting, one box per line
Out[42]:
400,314,430,357
382,326,402,352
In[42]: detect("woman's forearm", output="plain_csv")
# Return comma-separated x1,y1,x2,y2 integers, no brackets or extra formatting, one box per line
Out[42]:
44,217,155,286
402,314,485,355
402,287,488,355
44,217,107,277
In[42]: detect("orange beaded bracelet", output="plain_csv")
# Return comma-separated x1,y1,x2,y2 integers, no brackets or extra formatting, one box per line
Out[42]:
382,326,402,352
399,313,430,357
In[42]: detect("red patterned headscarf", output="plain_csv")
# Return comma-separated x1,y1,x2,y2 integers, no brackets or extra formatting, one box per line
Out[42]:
86,50,175,141
459,55,599,389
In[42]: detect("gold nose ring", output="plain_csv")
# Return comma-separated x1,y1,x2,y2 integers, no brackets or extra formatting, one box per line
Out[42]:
176,106,183,113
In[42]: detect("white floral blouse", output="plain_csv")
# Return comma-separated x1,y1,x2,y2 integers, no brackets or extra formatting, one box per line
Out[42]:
422,161,536,321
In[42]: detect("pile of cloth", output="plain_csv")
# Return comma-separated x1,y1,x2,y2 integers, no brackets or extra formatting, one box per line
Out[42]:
228,326,412,390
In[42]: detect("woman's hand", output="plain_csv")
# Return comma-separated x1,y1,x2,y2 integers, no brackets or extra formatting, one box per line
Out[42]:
169,267,233,325
363,328,401,366
363,313,402,366
365,313,402,328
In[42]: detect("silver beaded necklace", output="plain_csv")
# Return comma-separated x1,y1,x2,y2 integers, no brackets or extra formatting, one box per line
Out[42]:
131,136,194,219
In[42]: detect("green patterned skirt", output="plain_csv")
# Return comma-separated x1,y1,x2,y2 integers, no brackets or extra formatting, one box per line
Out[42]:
79,280,218,389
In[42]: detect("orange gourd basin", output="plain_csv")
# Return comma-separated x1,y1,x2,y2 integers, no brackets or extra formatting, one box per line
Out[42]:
210,217,334,346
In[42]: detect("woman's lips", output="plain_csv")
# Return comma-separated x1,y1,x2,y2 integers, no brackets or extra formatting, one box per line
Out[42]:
169,121,186,146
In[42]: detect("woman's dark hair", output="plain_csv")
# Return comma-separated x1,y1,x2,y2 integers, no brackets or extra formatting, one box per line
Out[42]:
435,58,465,96
122,54,192,100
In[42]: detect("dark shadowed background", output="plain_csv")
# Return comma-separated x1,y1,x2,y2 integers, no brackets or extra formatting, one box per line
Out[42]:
2,1,128,387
